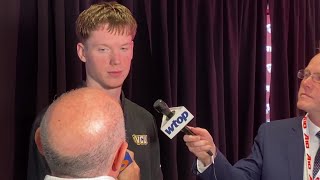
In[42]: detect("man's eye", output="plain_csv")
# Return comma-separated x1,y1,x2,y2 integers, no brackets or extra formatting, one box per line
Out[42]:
98,48,111,52
314,75,320,82
304,72,311,78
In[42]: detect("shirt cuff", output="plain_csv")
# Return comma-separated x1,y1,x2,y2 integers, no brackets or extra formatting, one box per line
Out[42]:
196,156,215,173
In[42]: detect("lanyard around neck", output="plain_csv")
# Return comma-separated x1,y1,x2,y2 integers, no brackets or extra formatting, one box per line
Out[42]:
302,115,320,180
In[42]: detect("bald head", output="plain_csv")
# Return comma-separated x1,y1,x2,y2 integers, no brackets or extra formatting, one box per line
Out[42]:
308,53,320,64
39,87,125,178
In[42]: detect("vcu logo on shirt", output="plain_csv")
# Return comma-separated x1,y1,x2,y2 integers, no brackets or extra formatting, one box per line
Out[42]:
132,134,148,145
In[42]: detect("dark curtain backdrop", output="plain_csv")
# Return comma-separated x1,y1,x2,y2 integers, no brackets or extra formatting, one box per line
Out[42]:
1,0,288,179
269,0,320,120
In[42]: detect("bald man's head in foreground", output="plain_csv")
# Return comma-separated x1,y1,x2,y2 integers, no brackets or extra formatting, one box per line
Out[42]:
35,87,127,178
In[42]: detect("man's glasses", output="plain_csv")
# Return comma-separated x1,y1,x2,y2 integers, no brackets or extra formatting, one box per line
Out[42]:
297,69,320,83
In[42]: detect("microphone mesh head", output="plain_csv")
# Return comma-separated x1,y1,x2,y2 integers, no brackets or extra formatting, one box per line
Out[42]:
153,99,167,113
153,99,174,119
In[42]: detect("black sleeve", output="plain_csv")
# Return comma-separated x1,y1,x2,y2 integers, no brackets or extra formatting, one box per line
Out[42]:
27,109,50,180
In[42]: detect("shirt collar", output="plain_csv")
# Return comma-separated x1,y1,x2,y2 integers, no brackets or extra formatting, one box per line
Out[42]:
44,175,115,180
306,114,320,139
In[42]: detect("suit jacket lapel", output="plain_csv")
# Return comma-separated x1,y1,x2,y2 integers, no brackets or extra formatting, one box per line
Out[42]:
287,117,304,180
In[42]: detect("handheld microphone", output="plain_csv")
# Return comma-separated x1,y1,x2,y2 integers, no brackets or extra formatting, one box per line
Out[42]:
120,151,133,172
153,99,213,156
153,99,195,135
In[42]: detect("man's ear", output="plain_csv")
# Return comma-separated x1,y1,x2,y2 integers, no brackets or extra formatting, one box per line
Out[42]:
35,128,44,155
77,42,87,63
111,141,128,172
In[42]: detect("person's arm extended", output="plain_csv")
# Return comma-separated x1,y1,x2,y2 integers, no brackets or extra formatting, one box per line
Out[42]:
184,126,264,180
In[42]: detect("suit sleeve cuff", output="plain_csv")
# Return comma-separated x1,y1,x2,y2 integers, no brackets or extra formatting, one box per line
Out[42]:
196,156,215,173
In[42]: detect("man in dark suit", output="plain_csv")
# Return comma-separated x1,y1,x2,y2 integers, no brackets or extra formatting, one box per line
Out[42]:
183,53,320,180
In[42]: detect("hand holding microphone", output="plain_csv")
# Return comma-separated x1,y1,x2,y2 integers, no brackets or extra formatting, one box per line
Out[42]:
120,151,133,172
183,127,217,166
118,150,140,180
153,99,213,157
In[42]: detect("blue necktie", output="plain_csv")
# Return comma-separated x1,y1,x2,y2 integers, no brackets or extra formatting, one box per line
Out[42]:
313,131,320,178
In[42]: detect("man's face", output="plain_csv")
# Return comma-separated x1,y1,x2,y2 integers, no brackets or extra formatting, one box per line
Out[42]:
77,25,134,90
297,54,320,115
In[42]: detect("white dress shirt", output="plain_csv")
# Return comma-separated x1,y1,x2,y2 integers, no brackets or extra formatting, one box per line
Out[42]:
197,155,214,173
303,116,320,179
44,175,115,180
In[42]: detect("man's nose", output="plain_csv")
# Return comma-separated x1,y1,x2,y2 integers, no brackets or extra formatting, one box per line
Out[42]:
110,52,121,65
302,75,313,87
